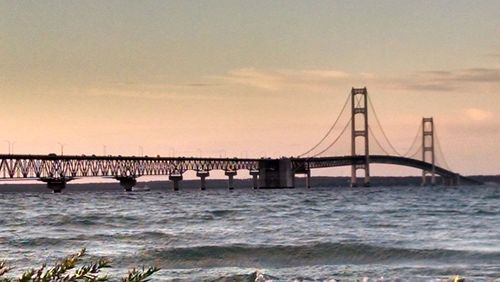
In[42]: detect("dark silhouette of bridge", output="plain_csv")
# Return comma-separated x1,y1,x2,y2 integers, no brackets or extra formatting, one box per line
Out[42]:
0,88,481,192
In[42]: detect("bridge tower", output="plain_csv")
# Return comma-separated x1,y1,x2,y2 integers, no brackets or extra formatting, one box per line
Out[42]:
421,117,436,185
351,87,370,187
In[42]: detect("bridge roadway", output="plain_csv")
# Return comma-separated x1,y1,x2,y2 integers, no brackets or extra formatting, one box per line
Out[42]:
297,155,481,185
0,154,479,192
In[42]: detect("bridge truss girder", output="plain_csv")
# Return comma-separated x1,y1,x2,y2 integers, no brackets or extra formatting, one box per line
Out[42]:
0,155,259,180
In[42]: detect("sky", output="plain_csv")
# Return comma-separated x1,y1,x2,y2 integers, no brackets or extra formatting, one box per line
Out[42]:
1,0,499,176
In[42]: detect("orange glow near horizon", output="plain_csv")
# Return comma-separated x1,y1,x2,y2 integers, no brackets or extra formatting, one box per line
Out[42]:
1,1,499,176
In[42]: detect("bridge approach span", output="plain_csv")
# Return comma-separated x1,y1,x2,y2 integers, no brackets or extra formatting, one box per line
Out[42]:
0,154,260,179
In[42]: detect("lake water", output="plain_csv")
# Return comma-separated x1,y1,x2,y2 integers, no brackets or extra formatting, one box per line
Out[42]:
0,185,499,281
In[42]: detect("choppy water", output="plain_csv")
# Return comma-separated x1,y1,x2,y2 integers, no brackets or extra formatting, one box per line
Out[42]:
1,184,499,281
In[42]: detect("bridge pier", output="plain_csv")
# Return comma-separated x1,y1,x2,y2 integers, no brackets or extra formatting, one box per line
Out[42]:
116,176,137,192
196,171,210,190
46,179,66,193
351,166,370,187
421,173,436,186
40,177,73,193
443,174,460,186
305,169,311,188
249,170,260,189
225,170,237,190
258,159,294,189
169,174,183,191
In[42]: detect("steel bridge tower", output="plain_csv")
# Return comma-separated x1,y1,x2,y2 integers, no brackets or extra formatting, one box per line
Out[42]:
351,87,370,187
421,117,436,185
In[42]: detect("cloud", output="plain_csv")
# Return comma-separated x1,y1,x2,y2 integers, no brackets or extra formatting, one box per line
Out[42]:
82,87,181,99
183,83,221,87
486,52,500,58
464,108,494,122
213,68,286,90
211,68,362,91
446,68,500,82
298,70,350,79
61,65,500,100
67,80,224,100
398,83,456,92
485,44,500,58
213,66,500,94
386,68,500,92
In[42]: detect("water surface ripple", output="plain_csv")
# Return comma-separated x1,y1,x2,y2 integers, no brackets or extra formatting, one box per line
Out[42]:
0,185,499,281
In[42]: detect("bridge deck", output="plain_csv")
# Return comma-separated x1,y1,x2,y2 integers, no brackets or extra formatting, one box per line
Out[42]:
0,154,480,185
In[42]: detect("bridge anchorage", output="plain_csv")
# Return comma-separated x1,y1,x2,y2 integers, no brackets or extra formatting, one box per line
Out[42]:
0,87,481,192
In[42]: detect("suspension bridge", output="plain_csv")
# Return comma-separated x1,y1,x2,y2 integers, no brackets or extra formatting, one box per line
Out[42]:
0,88,481,192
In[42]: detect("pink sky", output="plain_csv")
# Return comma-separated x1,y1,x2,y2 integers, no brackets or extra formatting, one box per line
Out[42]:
1,1,499,176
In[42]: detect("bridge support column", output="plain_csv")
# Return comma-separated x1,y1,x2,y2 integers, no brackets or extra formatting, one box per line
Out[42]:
305,170,311,188
249,170,259,189
47,179,66,193
258,159,295,189
447,177,455,186
169,174,183,191
421,117,436,186
350,87,370,188
225,170,237,190
40,177,73,193
442,177,449,186
117,176,137,192
446,174,460,186
196,171,209,190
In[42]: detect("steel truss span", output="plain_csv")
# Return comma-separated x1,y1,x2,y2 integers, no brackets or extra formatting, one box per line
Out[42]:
0,154,259,179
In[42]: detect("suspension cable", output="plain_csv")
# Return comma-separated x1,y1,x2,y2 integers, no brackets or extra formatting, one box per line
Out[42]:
367,95,403,156
407,146,421,159
311,117,352,157
298,93,351,157
434,127,451,169
368,126,391,155
402,123,422,157
309,92,372,158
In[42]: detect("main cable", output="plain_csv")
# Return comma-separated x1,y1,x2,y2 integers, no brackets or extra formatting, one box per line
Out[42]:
402,123,422,157
434,127,452,170
369,126,391,155
311,117,352,157
407,146,422,159
367,95,403,156
298,93,351,157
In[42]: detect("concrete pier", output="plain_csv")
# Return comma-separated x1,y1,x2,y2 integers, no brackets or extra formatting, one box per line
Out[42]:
117,176,137,192
258,159,294,188
47,179,66,193
305,169,311,188
169,174,183,191
196,171,210,190
40,177,72,193
443,174,460,186
225,170,237,190
249,170,259,189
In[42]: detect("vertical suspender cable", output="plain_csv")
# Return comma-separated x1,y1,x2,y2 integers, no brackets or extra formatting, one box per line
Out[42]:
298,93,351,157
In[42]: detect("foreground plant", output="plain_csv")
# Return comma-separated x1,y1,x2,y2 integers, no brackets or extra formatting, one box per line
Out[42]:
0,248,159,282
